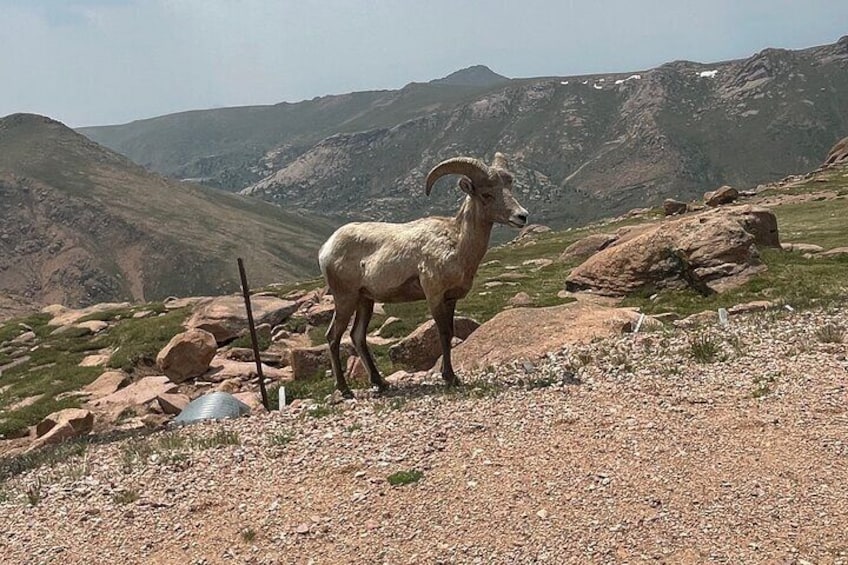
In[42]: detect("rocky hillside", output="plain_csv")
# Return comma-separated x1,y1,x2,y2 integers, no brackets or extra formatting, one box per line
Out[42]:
0,114,336,315
80,37,848,226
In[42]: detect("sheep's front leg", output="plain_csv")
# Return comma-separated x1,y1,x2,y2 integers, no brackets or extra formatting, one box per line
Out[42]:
326,298,357,399
431,297,461,387
351,297,389,391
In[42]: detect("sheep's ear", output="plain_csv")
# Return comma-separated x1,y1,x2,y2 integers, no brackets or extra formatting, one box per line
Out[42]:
458,176,476,196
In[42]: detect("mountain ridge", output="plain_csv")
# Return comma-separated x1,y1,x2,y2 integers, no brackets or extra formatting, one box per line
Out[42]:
79,36,848,226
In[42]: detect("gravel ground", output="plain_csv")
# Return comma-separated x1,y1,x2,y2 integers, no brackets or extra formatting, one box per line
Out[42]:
1,305,847,564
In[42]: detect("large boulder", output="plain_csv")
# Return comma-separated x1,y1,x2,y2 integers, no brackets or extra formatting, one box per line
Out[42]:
824,136,848,167
704,185,739,207
36,408,95,438
156,329,218,383
388,317,480,371
450,302,646,373
30,408,95,450
565,206,781,296
185,295,298,345
663,199,688,216
559,233,618,263
92,376,178,407
724,205,780,248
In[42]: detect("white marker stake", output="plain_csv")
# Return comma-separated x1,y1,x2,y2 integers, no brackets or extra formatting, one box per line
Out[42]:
718,308,729,326
278,386,286,411
634,313,646,333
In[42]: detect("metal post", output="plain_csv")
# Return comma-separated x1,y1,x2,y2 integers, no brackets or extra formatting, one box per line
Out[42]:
237,258,269,411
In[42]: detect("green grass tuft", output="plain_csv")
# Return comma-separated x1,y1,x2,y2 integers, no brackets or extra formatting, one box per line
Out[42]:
689,333,722,364
387,469,423,486
112,489,140,505
24,478,43,506
240,528,257,543
268,431,294,446
815,323,845,344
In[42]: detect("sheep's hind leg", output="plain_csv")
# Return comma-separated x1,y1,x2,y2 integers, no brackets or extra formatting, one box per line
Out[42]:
326,297,357,399
431,297,461,387
351,297,389,392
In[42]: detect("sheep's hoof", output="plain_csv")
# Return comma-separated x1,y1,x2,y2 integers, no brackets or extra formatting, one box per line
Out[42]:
339,387,355,400
443,375,463,388
371,379,391,393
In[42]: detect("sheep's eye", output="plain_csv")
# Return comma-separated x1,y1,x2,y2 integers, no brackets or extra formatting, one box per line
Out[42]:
481,193,495,202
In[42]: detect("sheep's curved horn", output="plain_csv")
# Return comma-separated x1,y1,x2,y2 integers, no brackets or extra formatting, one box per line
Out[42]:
491,152,509,170
425,157,491,195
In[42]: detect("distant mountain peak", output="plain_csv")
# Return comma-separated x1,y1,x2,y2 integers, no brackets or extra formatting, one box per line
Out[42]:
430,65,510,87
0,113,65,131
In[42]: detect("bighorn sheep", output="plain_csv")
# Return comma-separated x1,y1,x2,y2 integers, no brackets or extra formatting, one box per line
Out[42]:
318,153,529,398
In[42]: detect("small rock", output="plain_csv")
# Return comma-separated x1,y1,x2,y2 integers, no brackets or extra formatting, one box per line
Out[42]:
326,389,348,405
156,393,191,415
215,378,242,394
290,343,354,380
10,331,36,345
781,242,824,254
522,258,553,270
346,356,370,382
376,317,402,338
141,413,170,429
819,246,848,258
232,392,267,412
79,352,111,367
509,292,533,307
727,300,774,315
76,320,108,334
82,371,129,398
675,310,719,328
385,370,413,385
271,328,291,342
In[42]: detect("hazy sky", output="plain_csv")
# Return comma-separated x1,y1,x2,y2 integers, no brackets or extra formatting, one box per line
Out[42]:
1,0,846,127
